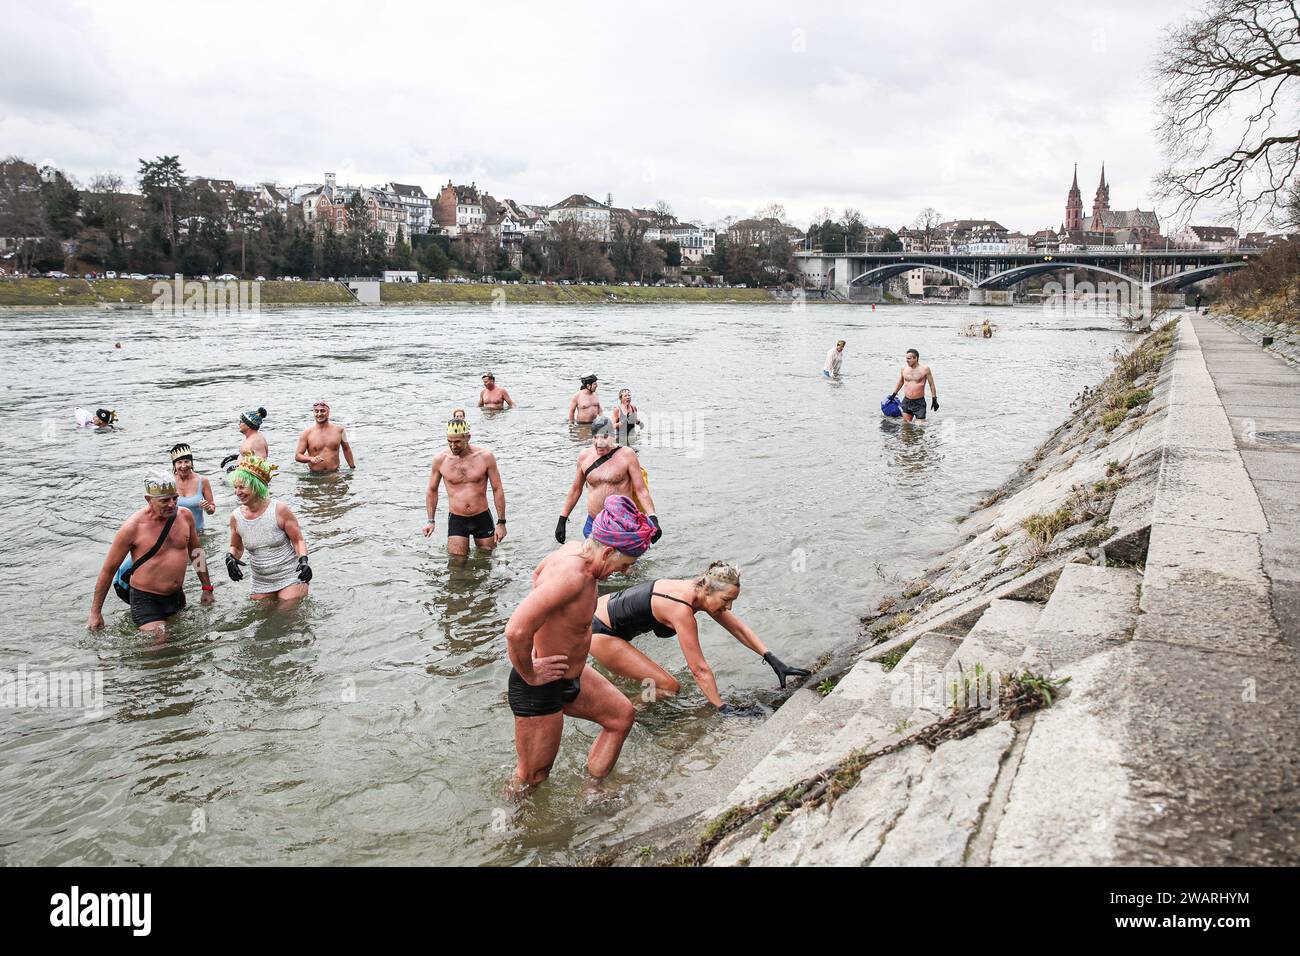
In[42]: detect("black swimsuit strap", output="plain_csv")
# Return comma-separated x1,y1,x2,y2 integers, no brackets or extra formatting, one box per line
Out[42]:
650,589,694,608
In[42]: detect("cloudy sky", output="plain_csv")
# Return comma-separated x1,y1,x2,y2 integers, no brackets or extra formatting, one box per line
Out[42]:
1,0,1205,232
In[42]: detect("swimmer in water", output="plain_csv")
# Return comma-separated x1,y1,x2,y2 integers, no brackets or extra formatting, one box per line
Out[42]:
556,415,660,544
504,495,654,797
76,407,119,429
568,374,601,424
294,400,355,473
87,471,214,635
422,419,507,555
888,349,939,423
222,407,269,472
823,339,846,378
225,454,312,605
611,388,638,445
589,561,811,708
170,443,216,531
479,373,516,409
451,408,467,421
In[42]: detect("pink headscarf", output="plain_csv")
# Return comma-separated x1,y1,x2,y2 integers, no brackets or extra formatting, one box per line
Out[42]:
590,495,655,557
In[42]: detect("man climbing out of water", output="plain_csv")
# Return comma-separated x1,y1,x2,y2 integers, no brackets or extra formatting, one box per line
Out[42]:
423,419,507,555
556,415,660,544
294,400,355,473
981,319,993,339
568,374,601,424
823,340,846,378
505,494,655,796
87,471,214,635
479,373,516,409
889,348,939,423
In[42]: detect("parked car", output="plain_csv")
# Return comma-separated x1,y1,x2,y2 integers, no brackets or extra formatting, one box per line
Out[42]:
45,271,69,278
216,273,238,281
255,275,266,281
201,274,211,281
127,273,147,280
104,270,117,279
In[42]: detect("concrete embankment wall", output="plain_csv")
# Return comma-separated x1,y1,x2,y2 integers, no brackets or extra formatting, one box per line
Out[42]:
590,317,1300,867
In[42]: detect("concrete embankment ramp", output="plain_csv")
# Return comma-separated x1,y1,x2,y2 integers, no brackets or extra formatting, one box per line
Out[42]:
588,316,1300,866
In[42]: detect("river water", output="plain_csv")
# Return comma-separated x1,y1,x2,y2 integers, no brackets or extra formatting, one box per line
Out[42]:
0,302,1131,865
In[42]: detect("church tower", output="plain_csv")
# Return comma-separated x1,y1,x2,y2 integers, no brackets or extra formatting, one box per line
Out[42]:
1064,164,1083,233
1091,163,1110,225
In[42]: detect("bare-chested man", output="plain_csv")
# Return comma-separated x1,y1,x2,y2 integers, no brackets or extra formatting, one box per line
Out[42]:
479,373,516,409
295,400,355,473
87,471,214,635
555,416,661,544
506,494,655,795
222,407,270,472
568,374,601,424
889,348,939,423
422,419,506,555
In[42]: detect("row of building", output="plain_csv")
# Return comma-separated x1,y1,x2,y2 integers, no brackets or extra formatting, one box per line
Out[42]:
190,173,808,265
887,166,1262,256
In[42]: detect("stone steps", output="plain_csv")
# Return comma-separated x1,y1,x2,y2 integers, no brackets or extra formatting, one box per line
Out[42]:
720,632,961,809
733,575,1136,867
941,597,1043,693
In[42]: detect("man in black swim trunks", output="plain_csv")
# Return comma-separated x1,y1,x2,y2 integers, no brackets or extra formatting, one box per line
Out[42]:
423,419,507,556
505,495,654,796
88,471,214,635
889,348,939,423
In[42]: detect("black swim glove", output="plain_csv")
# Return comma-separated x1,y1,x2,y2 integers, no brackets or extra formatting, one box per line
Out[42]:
763,651,811,688
555,515,568,544
297,556,312,583
931,397,939,411
648,514,662,543
225,552,245,581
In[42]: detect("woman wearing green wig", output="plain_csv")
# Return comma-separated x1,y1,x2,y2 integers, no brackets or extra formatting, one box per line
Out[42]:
225,454,312,604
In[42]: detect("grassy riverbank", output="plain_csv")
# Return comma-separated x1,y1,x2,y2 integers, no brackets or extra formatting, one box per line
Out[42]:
0,277,783,308
379,283,780,305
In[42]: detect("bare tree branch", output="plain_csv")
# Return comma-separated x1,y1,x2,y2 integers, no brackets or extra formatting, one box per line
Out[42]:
1153,0,1300,223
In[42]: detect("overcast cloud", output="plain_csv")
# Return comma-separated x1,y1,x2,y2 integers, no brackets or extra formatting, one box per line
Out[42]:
0,0,1203,231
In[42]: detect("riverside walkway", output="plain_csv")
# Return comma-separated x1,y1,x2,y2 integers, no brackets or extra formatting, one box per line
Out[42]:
1195,315,1300,646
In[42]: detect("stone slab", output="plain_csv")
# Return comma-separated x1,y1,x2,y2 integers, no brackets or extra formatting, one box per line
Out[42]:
991,650,1130,865
1152,446,1267,534
1162,401,1237,452
1024,564,1141,668
1240,449,1300,483
871,722,1016,867
1137,522,1284,658
1114,639,1300,865
745,746,931,867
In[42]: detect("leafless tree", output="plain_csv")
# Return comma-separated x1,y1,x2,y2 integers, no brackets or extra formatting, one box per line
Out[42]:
755,201,787,222
912,207,944,251
653,199,674,223
1153,0,1300,223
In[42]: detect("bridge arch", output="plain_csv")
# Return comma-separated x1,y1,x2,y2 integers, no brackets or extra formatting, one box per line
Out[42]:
1150,261,1249,289
977,261,1140,290
849,262,975,287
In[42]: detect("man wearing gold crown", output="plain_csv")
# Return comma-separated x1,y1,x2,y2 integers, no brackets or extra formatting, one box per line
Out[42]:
87,471,215,634
422,419,507,556
225,454,312,603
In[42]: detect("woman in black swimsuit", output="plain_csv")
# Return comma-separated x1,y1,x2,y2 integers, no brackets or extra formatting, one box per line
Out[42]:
589,561,810,709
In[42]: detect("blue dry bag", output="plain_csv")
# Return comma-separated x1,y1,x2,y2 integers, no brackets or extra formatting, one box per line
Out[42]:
881,395,902,418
